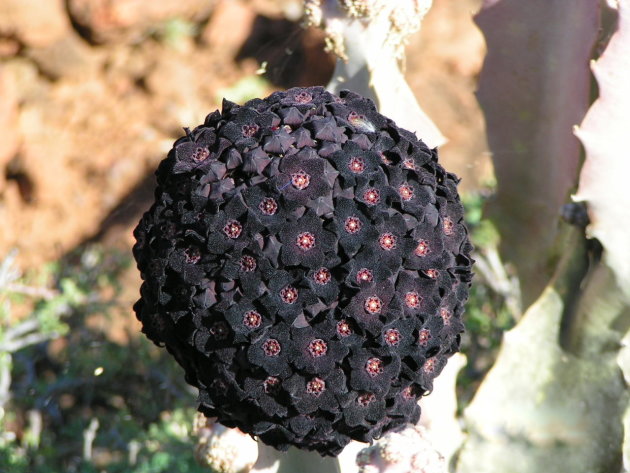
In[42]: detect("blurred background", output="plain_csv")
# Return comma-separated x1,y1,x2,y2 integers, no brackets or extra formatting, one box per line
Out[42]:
0,0,509,471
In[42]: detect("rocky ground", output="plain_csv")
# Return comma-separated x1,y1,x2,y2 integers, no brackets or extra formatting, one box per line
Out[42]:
0,0,489,270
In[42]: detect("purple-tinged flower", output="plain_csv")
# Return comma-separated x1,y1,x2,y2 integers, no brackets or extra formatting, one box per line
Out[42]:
330,198,379,257
395,271,441,318
386,383,422,420
305,266,340,304
343,280,402,335
133,86,473,456
171,128,217,174
247,324,292,376
225,299,273,343
363,213,413,272
290,325,349,374
243,374,289,417
340,390,387,429
329,141,382,188
259,271,318,324
380,318,416,356
342,248,394,289
279,209,337,268
273,148,333,206
242,181,292,233
283,369,347,415
307,116,348,144
348,348,401,395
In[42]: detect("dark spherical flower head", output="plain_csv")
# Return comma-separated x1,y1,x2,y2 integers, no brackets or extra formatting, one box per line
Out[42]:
132,86,473,456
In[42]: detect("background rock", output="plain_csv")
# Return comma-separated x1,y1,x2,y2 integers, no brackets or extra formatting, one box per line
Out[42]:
0,0,71,48
67,0,216,44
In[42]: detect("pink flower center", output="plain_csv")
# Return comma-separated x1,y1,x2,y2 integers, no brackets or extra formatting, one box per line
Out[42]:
440,307,452,325
403,158,416,170
263,376,280,394
191,147,210,162
242,124,259,137
356,268,373,284
313,267,331,285
344,216,362,234
443,217,454,236
423,358,436,373
239,255,257,272
184,247,201,264
307,339,328,358
384,329,401,346
401,386,415,400
259,197,278,215
223,220,242,239
405,291,420,308
336,320,353,337
415,240,430,257
291,170,311,190
362,188,380,205
294,91,313,104
306,377,326,397
357,392,376,406
348,157,365,174
425,269,439,279
262,338,281,357
364,296,382,314
365,358,384,377
418,329,431,346
279,286,298,304
243,310,262,329
296,231,316,250
379,232,397,250
398,184,414,201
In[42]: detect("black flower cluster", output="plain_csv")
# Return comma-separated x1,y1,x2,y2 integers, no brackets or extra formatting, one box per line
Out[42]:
133,86,473,456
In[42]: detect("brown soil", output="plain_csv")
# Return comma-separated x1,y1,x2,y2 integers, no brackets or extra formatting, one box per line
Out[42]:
0,0,489,276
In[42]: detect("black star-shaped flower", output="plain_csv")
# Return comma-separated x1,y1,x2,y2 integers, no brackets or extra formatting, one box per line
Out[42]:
343,280,401,335
243,373,289,417
379,318,417,356
329,141,382,188
220,243,274,298
417,354,448,392
362,214,413,272
354,169,398,219
403,219,453,271
330,198,378,257
259,270,318,324
205,195,255,254
348,348,401,395
307,116,348,144
342,247,394,289
242,181,293,234
339,390,387,429
305,266,340,305
263,126,297,154
278,209,337,269
386,383,422,420
395,271,441,319
272,149,333,206
289,325,349,374
171,128,217,174
247,323,292,376
225,298,273,343
283,369,347,415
